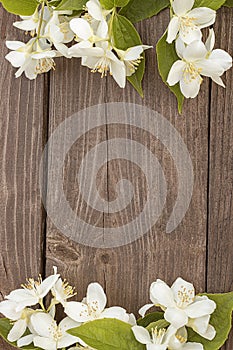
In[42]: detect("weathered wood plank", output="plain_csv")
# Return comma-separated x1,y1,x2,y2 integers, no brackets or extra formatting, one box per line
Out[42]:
207,7,233,349
103,13,209,312
46,8,209,317
0,8,48,349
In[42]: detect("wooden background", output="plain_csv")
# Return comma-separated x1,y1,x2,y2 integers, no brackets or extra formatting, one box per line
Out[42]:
0,4,232,349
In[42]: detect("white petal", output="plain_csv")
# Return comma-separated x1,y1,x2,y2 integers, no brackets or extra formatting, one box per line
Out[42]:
185,297,216,318
132,326,151,344
110,59,126,88
179,27,202,45
189,8,216,28
37,274,59,298
64,301,90,322
175,37,186,59
33,336,56,350
7,319,27,342
205,29,215,52
13,19,37,31
188,315,210,334
54,42,70,58
87,0,104,21
173,0,194,16
211,75,225,87
24,60,38,80
139,304,154,317
58,334,80,348
124,46,144,60
167,17,179,44
209,49,232,71
31,313,56,338
183,343,204,350
183,40,207,61
87,283,107,313
167,60,186,86
0,300,21,320
150,280,176,308
165,307,189,328
180,74,202,98
70,18,93,40
6,41,25,50
197,59,224,77
101,306,127,321
147,345,167,350
128,313,137,325
199,325,216,340
96,20,108,39
59,317,81,333
5,51,26,68
17,334,34,347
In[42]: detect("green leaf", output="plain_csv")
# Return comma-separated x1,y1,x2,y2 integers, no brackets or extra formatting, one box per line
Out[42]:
137,312,164,327
100,0,130,10
156,31,184,113
194,0,226,10
56,0,87,10
187,292,233,350
0,318,41,349
224,0,233,6
146,319,169,332
112,13,145,96
119,0,169,23
1,0,39,15
68,318,146,350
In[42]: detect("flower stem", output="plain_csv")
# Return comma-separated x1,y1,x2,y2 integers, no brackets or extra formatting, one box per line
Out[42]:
37,1,46,38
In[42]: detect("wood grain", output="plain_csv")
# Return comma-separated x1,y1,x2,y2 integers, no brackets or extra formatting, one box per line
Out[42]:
0,7,48,349
46,9,209,316
207,6,233,349
0,4,232,350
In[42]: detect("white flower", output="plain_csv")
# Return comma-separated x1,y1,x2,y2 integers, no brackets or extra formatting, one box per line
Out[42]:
52,278,76,306
139,278,216,339
45,10,74,57
30,312,80,350
69,41,126,87
64,282,128,322
5,267,59,310
115,45,152,76
168,327,203,350
13,6,51,34
205,29,232,87
132,325,176,350
167,0,216,44
69,17,108,49
86,0,112,22
0,300,35,343
5,38,57,79
167,37,232,98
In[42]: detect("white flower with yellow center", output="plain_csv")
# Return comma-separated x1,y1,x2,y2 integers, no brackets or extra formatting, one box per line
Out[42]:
5,38,57,79
168,327,203,349
5,267,59,310
64,282,129,322
167,0,216,44
0,300,35,344
13,6,51,35
167,36,232,98
30,313,80,350
139,277,216,339
52,278,76,306
132,325,176,350
115,45,152,76
44,10,74,57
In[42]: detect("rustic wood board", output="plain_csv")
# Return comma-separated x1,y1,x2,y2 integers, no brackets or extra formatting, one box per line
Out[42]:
207,7,233,350
0,8,48,349
0,4,232,350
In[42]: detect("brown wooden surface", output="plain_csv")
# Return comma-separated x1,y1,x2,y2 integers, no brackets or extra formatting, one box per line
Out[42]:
0,5,232,350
